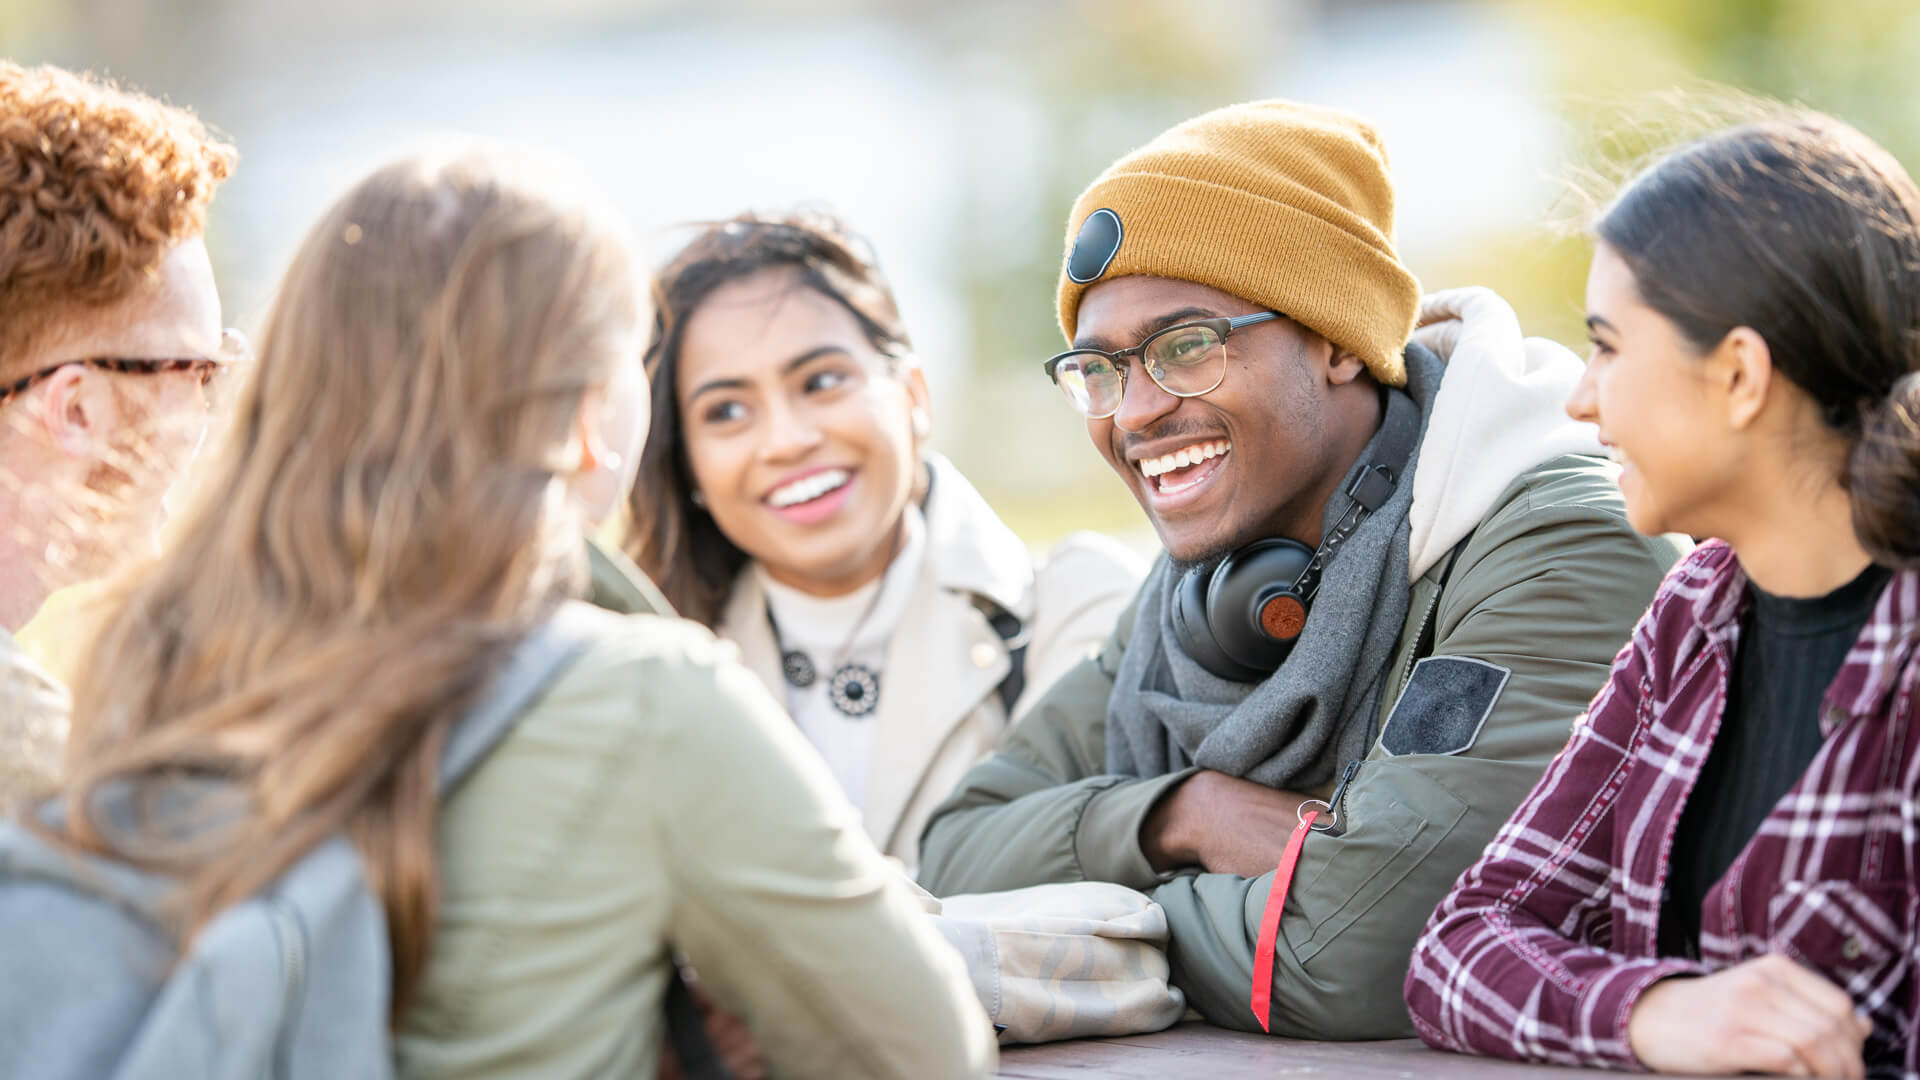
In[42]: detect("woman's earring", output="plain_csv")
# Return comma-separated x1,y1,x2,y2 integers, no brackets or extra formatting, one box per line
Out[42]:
691,489,708,508
911,408,931,440
581,432,622,475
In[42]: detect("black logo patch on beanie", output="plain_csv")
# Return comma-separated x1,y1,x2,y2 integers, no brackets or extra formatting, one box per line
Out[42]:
1066,208,1124,284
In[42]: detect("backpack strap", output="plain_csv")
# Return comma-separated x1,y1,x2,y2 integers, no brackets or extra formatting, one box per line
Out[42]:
439,603,599,791
978,602,1030,715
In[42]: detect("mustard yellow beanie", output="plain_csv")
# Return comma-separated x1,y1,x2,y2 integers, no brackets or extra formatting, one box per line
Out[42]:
1056,100,1421,387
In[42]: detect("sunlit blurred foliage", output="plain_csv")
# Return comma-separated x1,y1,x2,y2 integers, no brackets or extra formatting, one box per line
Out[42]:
1463,0,1920,351
9,0,1920,556
0,0,50,45
918,0,1281,540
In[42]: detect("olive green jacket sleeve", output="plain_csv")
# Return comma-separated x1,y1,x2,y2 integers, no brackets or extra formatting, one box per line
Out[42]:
586,538,674,617
651,629,997,1077
406,602,995,1079
917,459,1685,1041
914,597,1194,896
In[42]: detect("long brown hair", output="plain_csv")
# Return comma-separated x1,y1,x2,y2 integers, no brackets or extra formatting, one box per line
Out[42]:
623,209,912,626
53,147,642,1016
1598,111,1920,567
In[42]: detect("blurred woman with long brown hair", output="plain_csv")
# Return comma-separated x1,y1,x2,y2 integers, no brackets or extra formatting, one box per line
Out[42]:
43,148,993,1079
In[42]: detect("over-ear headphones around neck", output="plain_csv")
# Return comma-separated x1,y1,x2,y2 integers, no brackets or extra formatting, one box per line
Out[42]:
1171,389,1420,683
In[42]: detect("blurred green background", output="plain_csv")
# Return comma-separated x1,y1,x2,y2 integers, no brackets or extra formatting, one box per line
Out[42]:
6,0,1917,558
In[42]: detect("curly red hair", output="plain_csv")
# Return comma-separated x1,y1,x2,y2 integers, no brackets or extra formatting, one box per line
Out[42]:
0,63,235,377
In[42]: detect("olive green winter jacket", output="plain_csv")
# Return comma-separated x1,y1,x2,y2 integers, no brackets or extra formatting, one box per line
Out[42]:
917,454,1685,1039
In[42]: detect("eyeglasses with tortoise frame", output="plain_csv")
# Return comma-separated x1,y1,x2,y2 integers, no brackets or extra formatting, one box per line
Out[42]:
0,328,250,406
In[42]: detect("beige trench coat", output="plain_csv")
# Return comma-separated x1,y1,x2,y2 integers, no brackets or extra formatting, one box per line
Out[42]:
719,456,1141,871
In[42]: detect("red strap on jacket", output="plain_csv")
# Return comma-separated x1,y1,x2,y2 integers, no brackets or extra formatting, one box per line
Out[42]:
1250,809,1317,1032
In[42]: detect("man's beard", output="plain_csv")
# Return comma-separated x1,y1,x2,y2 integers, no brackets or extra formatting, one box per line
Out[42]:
1168,540,1237,577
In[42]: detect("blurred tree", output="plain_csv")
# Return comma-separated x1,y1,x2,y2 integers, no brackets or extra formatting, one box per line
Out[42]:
0,0,55,52
1521,0,1920,171
1448,0,1920,351
935,0,1279,381
931,0,1920,541
904,0,1289,541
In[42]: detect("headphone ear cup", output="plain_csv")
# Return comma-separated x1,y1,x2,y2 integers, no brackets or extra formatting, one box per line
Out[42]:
1204,538,1315,678
1172,563,1245,682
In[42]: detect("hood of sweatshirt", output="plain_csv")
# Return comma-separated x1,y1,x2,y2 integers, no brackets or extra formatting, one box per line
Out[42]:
1405,286,1607,580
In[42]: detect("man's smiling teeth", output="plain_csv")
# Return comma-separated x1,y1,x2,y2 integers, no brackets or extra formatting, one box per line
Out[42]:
1605,445,1629,466
768,469,850,508
1138,440,1231,479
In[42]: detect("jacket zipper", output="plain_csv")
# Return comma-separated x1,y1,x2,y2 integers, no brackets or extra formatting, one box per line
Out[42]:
267,898,306,1080
1398,586,1445,694
1314,759,1364,832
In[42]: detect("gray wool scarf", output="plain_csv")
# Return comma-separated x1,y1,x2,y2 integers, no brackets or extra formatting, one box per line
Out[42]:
1106,345,1443,790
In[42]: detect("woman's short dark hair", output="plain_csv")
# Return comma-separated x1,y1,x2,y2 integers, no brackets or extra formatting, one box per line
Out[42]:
1598,111,1920,567
624,209,913,626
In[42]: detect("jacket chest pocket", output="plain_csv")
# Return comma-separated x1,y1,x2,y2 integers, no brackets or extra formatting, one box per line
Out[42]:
1766,881,1913,1011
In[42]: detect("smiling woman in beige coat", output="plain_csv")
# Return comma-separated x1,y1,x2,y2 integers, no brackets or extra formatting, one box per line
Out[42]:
626,210,1140,871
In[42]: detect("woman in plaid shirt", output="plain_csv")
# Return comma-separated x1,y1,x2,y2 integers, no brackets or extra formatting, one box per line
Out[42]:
1405,110,1920,1079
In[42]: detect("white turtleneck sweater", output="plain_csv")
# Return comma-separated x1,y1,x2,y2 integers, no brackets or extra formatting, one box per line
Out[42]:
754,508,927,816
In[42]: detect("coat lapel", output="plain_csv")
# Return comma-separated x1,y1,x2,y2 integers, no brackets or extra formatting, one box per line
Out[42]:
717,570,787,708
864,565,1006,854
919,455,1035,624
863,457,1037,853
714,456,1041,858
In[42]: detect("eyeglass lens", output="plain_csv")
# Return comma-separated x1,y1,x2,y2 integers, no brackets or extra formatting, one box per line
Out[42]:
1053,323,1228,418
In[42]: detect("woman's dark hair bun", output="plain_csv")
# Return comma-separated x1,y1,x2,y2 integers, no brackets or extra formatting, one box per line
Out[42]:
1849,371,1920,569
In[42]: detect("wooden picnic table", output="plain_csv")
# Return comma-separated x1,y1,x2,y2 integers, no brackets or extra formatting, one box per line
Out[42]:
995,1022,1790,1078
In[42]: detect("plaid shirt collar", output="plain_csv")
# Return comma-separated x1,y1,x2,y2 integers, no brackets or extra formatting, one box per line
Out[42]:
1832,570,1920,730
1687,549,1920,737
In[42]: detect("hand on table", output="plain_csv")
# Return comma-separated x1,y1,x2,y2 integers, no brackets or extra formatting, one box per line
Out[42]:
1627,954,1871,1078
1141,769,1310,878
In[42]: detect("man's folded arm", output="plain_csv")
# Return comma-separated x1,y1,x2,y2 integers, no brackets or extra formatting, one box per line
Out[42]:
1149,749,1544,1037
913,630,1198,891
1153,498,1684,1038
917,604,1196,896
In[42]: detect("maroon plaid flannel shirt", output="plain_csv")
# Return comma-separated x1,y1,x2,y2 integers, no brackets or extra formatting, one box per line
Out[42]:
1405,541,1920,1076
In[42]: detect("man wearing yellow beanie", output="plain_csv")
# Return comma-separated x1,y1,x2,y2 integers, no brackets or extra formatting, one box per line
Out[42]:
920,101,1686,1039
